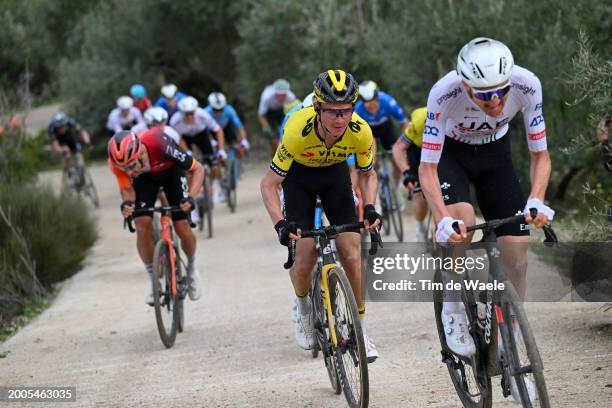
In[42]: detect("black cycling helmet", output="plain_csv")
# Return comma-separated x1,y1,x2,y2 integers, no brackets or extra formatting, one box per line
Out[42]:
313,69,359,105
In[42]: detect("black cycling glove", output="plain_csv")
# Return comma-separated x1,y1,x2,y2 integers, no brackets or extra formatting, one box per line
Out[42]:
274,219,295,247
363,204,382,227
120,200,135,213
180,196,196,212
402,169,418,187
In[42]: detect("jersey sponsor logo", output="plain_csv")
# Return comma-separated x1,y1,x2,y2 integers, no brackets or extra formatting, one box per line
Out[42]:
302,117,315,136
427,112,441,121
317,150,350,159
165,146,186,162
528,129,546,140
440,182,451,190
423,125,439,136
512,83,536,96
534,102,543,111
436,87,462,105
348,120,362,132
457,118,509,132
422,142,441,150
300,152,315,157
530,115,544,127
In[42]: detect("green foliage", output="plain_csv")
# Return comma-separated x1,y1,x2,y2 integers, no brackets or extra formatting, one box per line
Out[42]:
0,130,48,184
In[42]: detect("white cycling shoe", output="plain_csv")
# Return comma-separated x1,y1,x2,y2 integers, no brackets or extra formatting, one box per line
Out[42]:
361,322,379,363
187,265,202,301
442,312,476,357
292,299,316,350
145,284,155,306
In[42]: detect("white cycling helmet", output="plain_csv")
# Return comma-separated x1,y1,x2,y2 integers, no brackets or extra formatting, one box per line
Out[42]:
116,96,133,110
178,96,198,113
144,107,168,126
302,92,314,108
456,37,514,88
161,84,178,99
359,80,378,101
208,92,226,110
273,79,290,94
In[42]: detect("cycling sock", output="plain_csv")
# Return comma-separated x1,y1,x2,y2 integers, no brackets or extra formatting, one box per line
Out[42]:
145,263,153,276
295,291,311,315
358,306,366,319
416,221,426,234
187,256,195,273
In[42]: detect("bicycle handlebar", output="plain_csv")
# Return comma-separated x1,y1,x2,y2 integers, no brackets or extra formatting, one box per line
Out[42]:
283,222,383,270
452,208,559,245
123,206,196,233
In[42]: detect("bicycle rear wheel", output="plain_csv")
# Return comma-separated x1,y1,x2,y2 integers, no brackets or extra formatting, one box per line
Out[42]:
152,240,179,348
311,270,341,394
82,166,99,208
497,281,550,407
433,269,492,408
176,250,186,334
200,175,213,238
226,158,237,213
328,267,368,408
386,184,404,242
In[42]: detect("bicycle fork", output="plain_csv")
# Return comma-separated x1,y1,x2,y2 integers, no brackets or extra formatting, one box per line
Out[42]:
159,215,178,296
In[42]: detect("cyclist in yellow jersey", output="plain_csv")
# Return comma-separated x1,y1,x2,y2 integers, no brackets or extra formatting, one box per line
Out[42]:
261,69,381,361
392,106,429,241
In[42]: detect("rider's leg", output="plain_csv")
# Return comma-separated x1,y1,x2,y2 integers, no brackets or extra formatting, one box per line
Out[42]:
134,216,155,264
497,236,529,299
335,232,363,308
290,239,317,312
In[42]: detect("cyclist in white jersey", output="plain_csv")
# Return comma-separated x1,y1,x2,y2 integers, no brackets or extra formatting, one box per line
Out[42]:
170,96,226,203
131,107,181,145
419,38,554,376
107,96,145,135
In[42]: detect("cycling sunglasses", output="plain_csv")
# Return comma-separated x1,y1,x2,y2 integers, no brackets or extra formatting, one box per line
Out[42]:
118,159,140,172
320,107,354,118
472,83,511,101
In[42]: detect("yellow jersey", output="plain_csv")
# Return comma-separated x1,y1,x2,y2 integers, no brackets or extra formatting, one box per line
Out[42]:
401,106,427,148
270,106,374,177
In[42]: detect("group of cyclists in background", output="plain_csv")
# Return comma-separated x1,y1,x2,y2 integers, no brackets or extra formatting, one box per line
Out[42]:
45,36,564,407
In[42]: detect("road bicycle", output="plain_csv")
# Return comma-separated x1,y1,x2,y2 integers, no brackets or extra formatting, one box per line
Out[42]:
125,206,195,348
433,210,558,407
222,145,240,213
195,154,216,238
61,152,99,208
285,221,382,408
376,151,403,242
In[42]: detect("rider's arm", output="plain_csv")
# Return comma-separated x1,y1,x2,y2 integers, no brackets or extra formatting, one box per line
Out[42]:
51,139,63,154
419,163,448,222
186,160,204,198
357,169,378,206
391,134,410,173
354,124,377,205
528,150,551,202
214,127,225,152
229,106,247,141
80,128,91,146
387,94,409,133
260,169,285,224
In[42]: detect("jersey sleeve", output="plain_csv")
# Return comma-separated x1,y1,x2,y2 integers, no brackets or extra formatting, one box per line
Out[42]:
388,96,407,123
200,109,220,132
270,114,300,177
162,136,194,170
257,87,271,116
521,75,547,152
228,106,243,128
354,120,374,172
420,88,447,164
108,159,132,190
106,109,120,132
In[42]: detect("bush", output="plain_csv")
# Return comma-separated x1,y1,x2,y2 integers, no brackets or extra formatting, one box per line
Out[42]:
0,183,97,319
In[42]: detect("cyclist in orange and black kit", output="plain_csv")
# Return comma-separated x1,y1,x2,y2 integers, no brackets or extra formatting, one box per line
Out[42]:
108,128,204,305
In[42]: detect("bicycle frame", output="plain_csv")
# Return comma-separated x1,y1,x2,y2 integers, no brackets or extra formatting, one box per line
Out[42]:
158,211,178,296
314,235,341,347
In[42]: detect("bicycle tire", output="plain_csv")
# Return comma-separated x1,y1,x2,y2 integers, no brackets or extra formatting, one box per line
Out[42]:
176,247,185,334
311,270,341,394
328,267,368,408
387,184,404,242
226,158,237,213
497,281,550,407
433,269,492,408
152,240,179,348
379,185,391,237
83,167,100,208
200,175,213,238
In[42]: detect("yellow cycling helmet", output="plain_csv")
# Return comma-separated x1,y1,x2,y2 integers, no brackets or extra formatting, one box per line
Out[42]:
405,106,427,147
313,69,359,104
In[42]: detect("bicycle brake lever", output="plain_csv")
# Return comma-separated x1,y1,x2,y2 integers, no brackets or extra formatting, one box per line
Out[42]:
124,216,135,233
542,224,559,247
284,239,296,269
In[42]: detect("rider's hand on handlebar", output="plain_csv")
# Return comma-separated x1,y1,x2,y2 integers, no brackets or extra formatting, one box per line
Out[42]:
240,138,250,151
402,169,418,191
180,196,196,213
436,216,466,243
275,219,300,246
120,200,135,218
523,198,554,229
217,149,228,161
363,204,382,232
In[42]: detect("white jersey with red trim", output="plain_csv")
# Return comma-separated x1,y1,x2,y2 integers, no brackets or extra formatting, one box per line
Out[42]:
169,108,220,137
421,65,547,163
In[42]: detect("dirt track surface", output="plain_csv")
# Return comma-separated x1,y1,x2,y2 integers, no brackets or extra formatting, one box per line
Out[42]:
1,162,610,407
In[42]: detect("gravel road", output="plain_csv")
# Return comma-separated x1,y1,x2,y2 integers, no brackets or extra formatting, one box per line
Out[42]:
0,162,610,407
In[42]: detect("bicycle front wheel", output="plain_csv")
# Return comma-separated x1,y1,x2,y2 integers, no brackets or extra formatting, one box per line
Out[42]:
433,269,492,408
387,184,404,242
497,281,550,407
83,167,99,208
328,267,368,408
152,240,179,348
226,159,237,213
